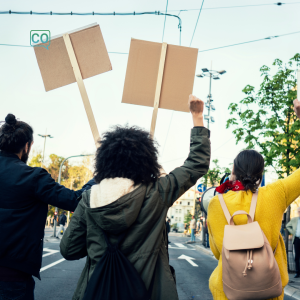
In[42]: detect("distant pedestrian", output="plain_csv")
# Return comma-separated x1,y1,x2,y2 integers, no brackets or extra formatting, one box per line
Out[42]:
0,114,95,300
166,219,171,244
56,211,67,238
196,219,201,232
190,216,196,242
286,207,300,278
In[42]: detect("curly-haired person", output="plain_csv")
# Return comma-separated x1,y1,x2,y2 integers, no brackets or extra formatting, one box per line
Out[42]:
60,95,211,300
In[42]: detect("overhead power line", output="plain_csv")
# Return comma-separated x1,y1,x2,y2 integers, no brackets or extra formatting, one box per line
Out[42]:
0,10,182,43
165,1,300,12
198,30,300,52
189,0,205,47
1,30,299,54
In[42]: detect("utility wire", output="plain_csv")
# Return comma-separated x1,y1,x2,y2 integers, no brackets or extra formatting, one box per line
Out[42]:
198,30,300,52
165,1,300,12
0,10,182,47
162,0,169,42
1,30,300,54
189,0,205,47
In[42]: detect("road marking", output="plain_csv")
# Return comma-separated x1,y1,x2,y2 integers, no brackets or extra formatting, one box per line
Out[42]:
178,254,198,267
169,246,195,250
43,248,60,257
40,258,65,272
174,243,187,248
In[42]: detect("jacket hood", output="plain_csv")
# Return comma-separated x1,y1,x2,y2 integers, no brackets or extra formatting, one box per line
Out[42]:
82,178,147,234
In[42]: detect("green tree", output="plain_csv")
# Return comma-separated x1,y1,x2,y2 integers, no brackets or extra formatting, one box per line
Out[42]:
226,53,300,257
201,159,230,187
226,54,300,179
184,212,192,230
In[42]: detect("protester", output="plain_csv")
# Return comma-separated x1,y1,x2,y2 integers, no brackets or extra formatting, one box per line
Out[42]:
207,99,300,300
0,114,95,300
57,211,67,238
166,219,171,244
286,207,300,278
60,95,210,300
196,219,201,233
190,216,196,242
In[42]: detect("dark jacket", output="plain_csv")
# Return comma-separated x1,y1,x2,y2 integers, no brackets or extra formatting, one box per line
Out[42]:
166,221,170,234
0,151,95,279
59,214,67,226
60,127,210,300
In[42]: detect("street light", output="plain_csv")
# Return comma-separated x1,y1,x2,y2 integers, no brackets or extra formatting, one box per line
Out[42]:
38,132,53,168
196,66,226,247
51,154,93,238
196,67,226,130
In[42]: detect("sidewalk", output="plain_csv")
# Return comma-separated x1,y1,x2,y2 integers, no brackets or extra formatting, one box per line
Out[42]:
194,242,300,300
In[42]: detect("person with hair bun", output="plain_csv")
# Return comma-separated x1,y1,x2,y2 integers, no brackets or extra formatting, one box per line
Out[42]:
207,100,300,300
60,95,211,300
0,114,95,299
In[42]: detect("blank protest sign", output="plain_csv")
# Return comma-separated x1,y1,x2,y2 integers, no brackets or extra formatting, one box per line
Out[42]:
34,24,112,92
122,39,198,113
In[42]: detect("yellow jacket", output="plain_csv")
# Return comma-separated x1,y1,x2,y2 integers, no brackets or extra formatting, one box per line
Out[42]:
207,168,300,300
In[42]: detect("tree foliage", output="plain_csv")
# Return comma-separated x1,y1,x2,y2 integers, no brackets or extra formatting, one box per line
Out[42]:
226,54,300,178
201,159,230,187
28,152,93,217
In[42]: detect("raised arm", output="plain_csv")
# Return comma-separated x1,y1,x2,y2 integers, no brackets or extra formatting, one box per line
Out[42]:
157,95,211,207
34,168,95,211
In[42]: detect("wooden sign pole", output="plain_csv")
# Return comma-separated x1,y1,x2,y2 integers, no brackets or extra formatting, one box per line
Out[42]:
63,33,100,147
150,42,168,138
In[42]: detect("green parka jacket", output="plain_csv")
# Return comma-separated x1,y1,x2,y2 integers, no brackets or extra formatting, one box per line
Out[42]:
60,127,211,300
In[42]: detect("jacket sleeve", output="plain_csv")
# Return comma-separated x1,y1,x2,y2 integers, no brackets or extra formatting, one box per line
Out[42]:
208,221,220,260
157,127,210,208
286,219,294,235
60,197,87,260
34,168,96,211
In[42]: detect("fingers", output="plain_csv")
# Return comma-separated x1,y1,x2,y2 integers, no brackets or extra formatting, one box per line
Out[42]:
188,94,204,114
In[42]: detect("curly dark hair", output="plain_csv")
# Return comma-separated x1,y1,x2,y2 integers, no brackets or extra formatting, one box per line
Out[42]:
234,150,264,193
0,114,33,153
94,125,162,185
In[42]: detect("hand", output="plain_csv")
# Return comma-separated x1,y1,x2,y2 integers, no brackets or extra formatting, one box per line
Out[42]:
293,99,300,119
188,94,204,127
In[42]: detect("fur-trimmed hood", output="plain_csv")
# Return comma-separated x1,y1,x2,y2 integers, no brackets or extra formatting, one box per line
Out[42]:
84,178,144,233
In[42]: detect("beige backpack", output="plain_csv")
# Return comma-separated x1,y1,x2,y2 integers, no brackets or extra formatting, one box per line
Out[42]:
218,192,282,300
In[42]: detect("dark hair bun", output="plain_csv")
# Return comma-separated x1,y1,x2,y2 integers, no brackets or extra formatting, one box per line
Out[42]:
5,114,17,126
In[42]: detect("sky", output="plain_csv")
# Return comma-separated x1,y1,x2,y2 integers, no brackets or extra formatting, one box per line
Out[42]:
0,0,299,182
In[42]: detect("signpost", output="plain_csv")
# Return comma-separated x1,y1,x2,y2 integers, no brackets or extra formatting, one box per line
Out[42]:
122,38,198,138
34,23,112,146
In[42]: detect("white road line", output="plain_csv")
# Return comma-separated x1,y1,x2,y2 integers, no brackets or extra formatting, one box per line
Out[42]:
42,248,59,257
174,243,187,248
40,258,65,272
178,254,198,267
169,246,195,250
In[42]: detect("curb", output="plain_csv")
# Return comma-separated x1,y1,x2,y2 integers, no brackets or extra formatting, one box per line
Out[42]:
194,245,300,299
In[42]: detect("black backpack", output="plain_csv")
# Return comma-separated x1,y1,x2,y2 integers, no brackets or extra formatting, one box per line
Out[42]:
82,228,152,300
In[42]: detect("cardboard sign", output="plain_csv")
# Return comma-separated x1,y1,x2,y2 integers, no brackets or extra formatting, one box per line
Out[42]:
34,23,112,92
122,39,198,113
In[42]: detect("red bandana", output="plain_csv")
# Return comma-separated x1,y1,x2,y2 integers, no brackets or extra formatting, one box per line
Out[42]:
215,180,245,194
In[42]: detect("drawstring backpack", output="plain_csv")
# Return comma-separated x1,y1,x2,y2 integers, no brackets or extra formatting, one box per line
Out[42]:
218,192,282,300
82,228,153,300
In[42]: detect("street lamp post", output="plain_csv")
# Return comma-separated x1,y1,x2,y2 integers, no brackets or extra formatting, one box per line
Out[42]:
196,66,226,246
51,154,93,238
38,131,53,168
196,68,226,129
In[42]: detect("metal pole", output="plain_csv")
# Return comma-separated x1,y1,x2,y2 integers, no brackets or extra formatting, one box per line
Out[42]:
41,136,47,168
51,154,93,238
207,72,212,130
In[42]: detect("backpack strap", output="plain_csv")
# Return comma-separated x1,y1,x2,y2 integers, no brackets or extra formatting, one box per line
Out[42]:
249,191,258,221
218,194,231,224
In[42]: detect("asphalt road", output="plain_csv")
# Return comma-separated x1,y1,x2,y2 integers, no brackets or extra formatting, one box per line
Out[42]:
35,229,295,300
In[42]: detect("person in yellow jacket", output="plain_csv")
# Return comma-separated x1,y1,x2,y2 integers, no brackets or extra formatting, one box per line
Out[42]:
207,99,300,300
